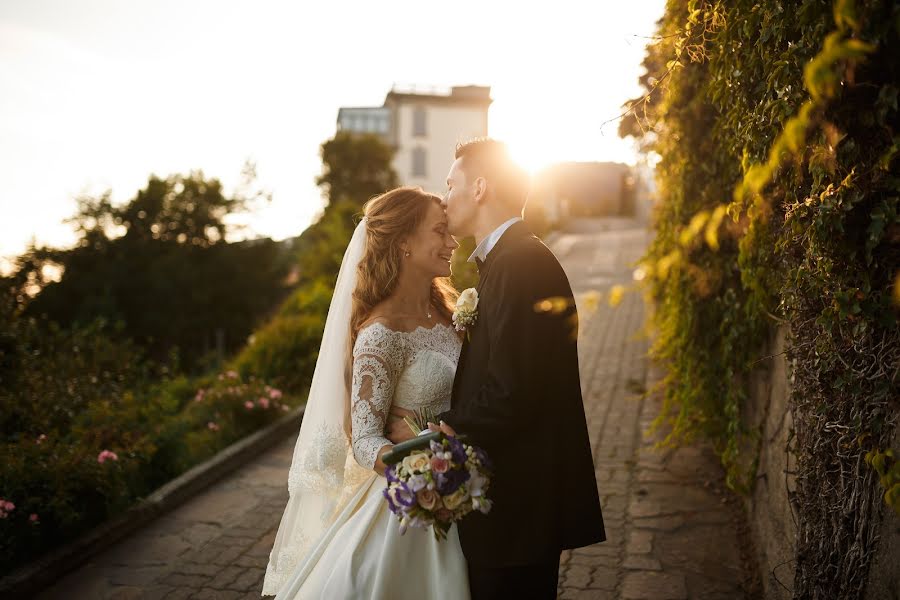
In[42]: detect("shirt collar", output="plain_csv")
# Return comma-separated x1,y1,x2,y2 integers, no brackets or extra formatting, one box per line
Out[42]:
467,217,523,264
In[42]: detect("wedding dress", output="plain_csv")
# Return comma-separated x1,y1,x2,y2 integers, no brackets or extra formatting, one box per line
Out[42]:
270,322,468,599
261,215,469,600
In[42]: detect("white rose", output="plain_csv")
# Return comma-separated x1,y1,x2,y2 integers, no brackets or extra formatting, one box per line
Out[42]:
402,451,432,473
456,288,479,313
442,486,470,510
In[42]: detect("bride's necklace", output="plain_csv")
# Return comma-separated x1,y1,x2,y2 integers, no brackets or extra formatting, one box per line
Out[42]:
398,299,432,320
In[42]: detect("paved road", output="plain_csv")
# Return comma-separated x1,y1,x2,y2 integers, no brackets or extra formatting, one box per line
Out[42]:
552,220,760,599
38,218,760,599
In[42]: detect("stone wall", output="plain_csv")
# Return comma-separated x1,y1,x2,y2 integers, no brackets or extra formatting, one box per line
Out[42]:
741,325,797,600
864,419,900,600
741,325,900,600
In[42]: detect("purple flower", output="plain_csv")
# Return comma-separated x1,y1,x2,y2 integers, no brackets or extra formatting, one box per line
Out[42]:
394,482,417,510
385,465,398,483
436,467,470,495
447,436,466,465
407,473,427,492
383,487,399,514
475,446,493,472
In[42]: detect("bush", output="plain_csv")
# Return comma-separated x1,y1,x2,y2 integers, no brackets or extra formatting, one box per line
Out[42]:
0,307,298,575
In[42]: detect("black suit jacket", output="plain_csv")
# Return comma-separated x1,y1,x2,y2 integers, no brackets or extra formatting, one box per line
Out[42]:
439,221,605,568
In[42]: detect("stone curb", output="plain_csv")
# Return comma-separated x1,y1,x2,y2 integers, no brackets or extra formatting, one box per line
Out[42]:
0,405,305,599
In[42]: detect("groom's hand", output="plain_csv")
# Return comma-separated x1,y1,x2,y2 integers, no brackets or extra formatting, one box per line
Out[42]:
427,420,458,437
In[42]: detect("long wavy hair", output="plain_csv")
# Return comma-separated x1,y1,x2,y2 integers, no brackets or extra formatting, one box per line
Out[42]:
350,187,459,350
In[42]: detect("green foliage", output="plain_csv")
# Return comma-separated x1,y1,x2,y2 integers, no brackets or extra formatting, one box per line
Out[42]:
7,169,292,372
0,291,298,573
231,312,324,394
232,131,399,394
625,0,899,595
315,131,399,207
0,127,405,577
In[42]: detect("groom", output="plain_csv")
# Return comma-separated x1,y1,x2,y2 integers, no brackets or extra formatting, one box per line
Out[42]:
387,138,605,599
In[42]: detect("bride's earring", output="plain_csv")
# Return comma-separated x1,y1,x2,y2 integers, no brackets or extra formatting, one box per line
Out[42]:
405,251,411,258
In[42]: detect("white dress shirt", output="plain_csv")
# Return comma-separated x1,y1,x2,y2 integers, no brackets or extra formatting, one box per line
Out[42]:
467,217,523,264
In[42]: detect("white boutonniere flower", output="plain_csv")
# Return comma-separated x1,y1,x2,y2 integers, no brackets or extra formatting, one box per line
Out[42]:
452,288,479,332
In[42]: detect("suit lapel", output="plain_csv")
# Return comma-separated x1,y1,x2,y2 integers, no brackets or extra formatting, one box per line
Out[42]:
475,220,531,292
452,221,532,406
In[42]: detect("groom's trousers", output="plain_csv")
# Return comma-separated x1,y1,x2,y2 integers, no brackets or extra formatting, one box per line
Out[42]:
466,554,560,600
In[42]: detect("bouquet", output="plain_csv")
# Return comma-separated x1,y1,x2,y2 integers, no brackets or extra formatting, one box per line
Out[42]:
383,433,493,540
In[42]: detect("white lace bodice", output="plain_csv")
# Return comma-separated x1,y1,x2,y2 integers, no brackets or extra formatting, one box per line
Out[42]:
350,322,462,470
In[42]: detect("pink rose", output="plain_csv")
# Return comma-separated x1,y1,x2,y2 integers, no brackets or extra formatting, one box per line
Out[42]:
431,457,450,473
29,513,39,523
3,500,14,511
207,422,220,431
97,450,118,464
257,397,270,409
226,370,238,379
269,388,283,399
36,434,47,444
244,400,254,410
416,489,439,511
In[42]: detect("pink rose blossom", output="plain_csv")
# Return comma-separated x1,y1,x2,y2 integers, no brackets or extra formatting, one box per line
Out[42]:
244,400,254,410
36,434,47,444
226,370,238,379
2,500,14,511
281,405,290,411
29,513,39,523
207,422,220,431
194,390,205,402
430,457,450,474
416,489,438,510
269,388,283,400
257,397,270,409
97,450,118,464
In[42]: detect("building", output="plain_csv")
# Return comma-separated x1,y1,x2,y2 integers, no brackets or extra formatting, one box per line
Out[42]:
529,162,637,226
337,84,492,195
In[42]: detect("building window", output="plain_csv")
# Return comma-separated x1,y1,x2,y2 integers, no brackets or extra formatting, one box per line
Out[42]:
413,106,427,137
412,147,427,177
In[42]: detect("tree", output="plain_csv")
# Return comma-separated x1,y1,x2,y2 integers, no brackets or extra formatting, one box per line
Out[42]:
292,132,399,286
231,132,399,390
9,168,291,372
316,131,399,207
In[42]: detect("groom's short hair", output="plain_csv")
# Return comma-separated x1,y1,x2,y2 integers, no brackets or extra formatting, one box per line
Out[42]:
455,138,530,213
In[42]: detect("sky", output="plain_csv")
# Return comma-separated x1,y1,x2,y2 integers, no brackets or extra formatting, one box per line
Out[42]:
0,0,665,270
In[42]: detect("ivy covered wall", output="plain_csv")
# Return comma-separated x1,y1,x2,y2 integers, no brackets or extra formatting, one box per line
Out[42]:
621,1,899,597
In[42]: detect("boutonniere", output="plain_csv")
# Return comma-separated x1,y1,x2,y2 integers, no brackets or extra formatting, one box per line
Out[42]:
452,288,479,334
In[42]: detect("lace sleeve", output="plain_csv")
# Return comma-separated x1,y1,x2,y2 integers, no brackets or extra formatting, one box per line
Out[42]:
350,325,404,471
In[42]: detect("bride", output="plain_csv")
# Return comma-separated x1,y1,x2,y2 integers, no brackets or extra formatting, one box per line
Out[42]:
261,187,469,599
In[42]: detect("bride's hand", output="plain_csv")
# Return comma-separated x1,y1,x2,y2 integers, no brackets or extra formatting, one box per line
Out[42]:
388,406,416,421
386,408,417,444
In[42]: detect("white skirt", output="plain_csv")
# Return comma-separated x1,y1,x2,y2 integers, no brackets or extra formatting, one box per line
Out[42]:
274,473,471,600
